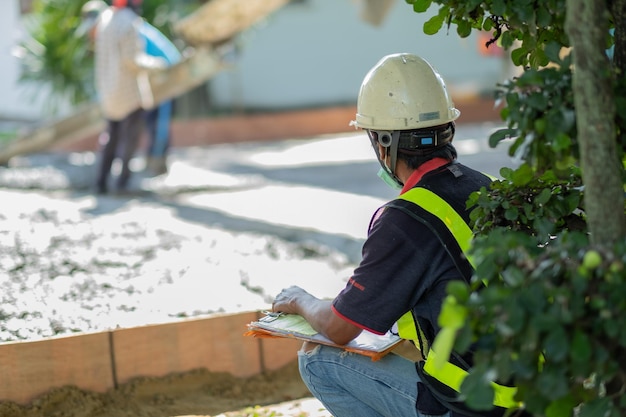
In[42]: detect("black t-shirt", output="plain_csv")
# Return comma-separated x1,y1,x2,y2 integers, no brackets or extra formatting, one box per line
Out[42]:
332,162,492,416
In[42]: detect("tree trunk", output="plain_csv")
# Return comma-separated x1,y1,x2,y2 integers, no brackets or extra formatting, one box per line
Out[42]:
565,0,626,246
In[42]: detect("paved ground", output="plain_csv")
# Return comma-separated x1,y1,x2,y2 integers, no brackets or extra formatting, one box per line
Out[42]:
0,122,515,337
1,123,514,260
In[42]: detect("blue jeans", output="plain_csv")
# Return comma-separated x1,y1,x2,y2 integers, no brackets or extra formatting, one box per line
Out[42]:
145,101,172,158
298,345,449,417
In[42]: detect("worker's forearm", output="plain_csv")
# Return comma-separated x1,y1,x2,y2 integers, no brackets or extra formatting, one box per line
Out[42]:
294,296,335,334
272,285,361,345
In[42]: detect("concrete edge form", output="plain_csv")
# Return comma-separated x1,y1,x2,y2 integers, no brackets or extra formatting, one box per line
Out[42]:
0,310,302,405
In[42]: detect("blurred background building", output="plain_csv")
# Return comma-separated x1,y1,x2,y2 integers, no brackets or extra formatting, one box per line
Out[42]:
1,0,509,125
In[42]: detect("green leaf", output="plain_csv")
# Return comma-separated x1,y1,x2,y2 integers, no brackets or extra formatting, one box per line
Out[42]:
466,0,483,11
544,326,568,362
438,295,467,329
530,48,550,67
491,0,506,16
523,202,535,220
536,6,553,27
460,370,495,411
500,30,516,49
510,164,534,187
528,92,549,111
544,41,563,63
553,133,572,151
455,324,474,353
564,193,581,212
578,398,612,417
424,14,445,35
489,128,517,148
447,281,470,302
513,1,535,22
431,327,457,369
535,188,552,205
615,97,626,120
457,19,472,38
545,395,577,417
412,0,432,13
511,46,528,66
533,217,555,240
505,207,519,221
499,166,514,180
502,268,526,288
555,156,576,172
537,368,569,399
570,330,592,363
483,17,494,31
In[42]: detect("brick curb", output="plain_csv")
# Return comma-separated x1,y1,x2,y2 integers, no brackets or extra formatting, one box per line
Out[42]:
0,311,300,404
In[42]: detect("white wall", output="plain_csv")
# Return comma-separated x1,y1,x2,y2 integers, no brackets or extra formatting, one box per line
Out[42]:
0,1,51,121
0,0,77,123
0,1,29,120
209,0,505,110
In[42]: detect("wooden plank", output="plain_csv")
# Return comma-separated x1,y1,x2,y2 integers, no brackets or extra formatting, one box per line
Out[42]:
259,337,301,372
138,46,225,110
111,312,262,385
174,0,290,46
0,104,104,165
0,332,114,404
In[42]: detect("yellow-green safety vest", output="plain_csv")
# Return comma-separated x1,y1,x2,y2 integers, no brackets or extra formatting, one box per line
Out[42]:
390,186,521,410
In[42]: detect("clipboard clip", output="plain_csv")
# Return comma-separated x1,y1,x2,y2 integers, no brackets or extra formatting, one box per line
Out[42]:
260,311,284,322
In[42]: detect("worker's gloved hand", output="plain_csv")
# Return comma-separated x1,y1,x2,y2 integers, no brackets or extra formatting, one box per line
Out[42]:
271,285,310,315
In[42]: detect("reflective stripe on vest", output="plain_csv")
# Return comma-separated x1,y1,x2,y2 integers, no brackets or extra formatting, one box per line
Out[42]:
399,187,475,268
392,186,520,410
395,187,474,346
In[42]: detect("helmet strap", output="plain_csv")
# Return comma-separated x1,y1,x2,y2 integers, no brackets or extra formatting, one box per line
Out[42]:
389,130,400,180
372,130,403,187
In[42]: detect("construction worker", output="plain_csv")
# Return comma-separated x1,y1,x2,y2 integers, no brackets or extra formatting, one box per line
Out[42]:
82,0,166,194
79,0,181,179
271,53,522,417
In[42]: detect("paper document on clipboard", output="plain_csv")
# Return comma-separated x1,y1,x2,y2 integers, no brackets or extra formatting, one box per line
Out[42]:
244,312,402,361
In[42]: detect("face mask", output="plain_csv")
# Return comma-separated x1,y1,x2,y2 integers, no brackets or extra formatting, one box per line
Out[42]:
377,168,402,190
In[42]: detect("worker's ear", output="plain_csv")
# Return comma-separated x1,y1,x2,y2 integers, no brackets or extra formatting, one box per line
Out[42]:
377,143,388,161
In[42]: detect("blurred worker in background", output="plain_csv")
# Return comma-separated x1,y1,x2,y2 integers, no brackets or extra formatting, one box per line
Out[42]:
78,0,168,194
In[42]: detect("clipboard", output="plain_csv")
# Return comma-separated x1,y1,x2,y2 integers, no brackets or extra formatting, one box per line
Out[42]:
244,312,403,361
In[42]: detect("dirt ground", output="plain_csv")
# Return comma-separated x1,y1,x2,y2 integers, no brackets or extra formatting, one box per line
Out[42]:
0,360,323,417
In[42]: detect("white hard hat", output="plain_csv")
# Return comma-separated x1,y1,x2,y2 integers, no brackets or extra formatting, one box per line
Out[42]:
353,53,460,130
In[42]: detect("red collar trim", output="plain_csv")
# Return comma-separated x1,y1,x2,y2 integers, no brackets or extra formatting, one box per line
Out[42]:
400,158,449,193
